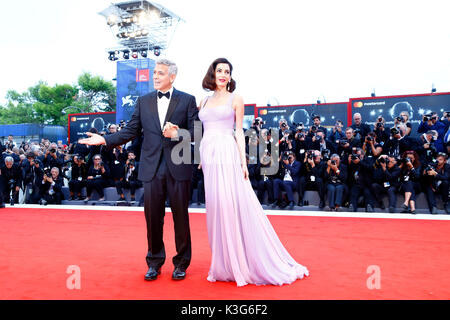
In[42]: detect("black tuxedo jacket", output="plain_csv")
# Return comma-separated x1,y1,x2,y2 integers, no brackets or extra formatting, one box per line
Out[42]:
104,88,199,182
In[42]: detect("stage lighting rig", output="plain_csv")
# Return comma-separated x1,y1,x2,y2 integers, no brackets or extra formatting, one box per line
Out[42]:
100,1,184,60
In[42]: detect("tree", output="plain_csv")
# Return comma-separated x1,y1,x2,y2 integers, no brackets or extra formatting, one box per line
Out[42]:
0,73,116,126
76,72,116,112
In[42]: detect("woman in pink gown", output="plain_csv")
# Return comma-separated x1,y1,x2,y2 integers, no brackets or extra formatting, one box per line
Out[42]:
198,58,309,287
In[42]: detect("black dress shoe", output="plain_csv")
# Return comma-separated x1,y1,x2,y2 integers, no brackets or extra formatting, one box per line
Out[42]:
172,267,186,280
144,267,161,281
288,201,295,210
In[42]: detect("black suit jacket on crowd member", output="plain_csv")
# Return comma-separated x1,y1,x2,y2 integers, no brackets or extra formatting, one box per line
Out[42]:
351,123,372,140
0,163,23,189
104,89,199,182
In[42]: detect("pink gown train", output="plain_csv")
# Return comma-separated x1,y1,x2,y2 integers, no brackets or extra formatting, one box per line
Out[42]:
199,94,309,287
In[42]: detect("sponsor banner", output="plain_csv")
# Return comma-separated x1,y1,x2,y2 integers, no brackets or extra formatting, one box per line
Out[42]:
350,93,450,137
68,112,116,143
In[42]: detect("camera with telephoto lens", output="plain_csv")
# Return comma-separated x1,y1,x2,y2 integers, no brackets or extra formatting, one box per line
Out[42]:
351,153,359,161
396,116,402,122
310,125,317,133
425,163,436,173
378,157,389,164
281,152,289,161
399,157,412,165
339,139,348,146
390,127,400,136
376,122,383,129
423,114,432,122
330,159,336,166
353,128,361,137
321,149,331,161
49,148,56,154
43,167,52,178
127,159,135,167
306,150,315,160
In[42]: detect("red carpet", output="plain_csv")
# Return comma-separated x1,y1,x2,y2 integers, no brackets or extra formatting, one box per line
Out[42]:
1,207,450,300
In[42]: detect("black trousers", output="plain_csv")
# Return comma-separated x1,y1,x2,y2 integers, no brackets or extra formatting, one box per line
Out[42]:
425,181,449,210
115,179,142,197
257,179,274,204
143,155,192,270
69,179,86,195
298,176,325,202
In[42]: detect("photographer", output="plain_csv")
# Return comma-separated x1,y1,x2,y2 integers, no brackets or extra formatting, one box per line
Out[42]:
0,156,22,205
337,127,362,159
68,154,88,200
422,152,450,214
115,158,142,202
85,154,111,202
312,115,328,139
351,113,372,140
108,145,128,188
418,112,446,152
362,132,383,159
298,150,326,208
39,167,64,205
323,154,348,212
416,130,438,166
22,152,44,204
382,125,412,159
279,129,295,155
308,129,335,154
256,152,277,205
346,148,377,212
397,151,422,214
43,143,65,172
271,151,300,210
293,125,309,162
278,119,290,138
373,116,389,144
370,155,401,212
329,120,346,146
251,117,265,135
395,112,412,136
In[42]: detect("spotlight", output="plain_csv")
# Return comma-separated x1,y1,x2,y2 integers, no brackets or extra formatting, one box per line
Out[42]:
154,47,161,57
432,83,436,93
108,51,118,61
141,50,148,58
123,50,130,60
317,99,321,105
371,89,376,97
132,50,138,59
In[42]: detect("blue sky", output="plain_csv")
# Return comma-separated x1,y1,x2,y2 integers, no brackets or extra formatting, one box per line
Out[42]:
0,0,449,107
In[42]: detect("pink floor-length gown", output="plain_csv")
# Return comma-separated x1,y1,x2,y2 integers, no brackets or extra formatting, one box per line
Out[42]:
199,93,309,287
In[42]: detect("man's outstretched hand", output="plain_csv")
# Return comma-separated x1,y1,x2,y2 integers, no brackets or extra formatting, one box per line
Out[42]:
78,132,106,146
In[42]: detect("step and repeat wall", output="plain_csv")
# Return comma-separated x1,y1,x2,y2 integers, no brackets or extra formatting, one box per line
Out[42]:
349,93,450,138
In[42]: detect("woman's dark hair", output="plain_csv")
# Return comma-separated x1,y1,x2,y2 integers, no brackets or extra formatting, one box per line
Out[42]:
402,150,421,169
202,58,236,92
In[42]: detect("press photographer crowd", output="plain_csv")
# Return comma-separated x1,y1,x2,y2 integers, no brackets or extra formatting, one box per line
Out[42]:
1,111,450,214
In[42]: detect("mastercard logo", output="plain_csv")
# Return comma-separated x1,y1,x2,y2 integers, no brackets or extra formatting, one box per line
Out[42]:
353,101,363,108
259,109,268,116
71,117,77,122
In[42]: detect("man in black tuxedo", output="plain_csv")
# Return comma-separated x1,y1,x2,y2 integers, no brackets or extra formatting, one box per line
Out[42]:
79,59,199,281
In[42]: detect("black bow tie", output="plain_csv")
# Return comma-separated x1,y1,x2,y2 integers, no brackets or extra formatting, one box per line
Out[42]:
158,91,171,99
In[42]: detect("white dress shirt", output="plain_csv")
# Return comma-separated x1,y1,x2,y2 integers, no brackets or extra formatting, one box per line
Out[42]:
157,87,174,130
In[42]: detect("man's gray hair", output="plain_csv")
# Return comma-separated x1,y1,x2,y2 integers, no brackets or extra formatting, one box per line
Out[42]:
156,58,178,76
4,156,14,163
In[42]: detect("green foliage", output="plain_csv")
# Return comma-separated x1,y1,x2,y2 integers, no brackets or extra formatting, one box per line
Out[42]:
0,73,116,126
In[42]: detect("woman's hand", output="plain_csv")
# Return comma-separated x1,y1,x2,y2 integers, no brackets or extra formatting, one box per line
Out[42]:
242,164,249,180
